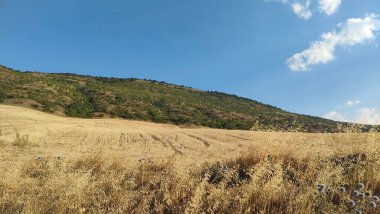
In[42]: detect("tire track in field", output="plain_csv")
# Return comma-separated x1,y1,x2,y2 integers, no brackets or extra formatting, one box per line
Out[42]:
226,134,250,141
162,136,184,155
149,134,183,155
179,132,211,147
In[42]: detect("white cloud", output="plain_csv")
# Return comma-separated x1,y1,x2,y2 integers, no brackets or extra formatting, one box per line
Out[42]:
266,0,342,20
323,107,380,125
265,0,312,20
267,0,288,2
324,111,347,121
291,1,312,20
345,100,361,107
318,0,341,15
355,108,380,125
288,14,380,71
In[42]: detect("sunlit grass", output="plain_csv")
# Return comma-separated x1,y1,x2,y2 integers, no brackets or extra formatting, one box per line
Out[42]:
1,134,380,213
1,105,380,213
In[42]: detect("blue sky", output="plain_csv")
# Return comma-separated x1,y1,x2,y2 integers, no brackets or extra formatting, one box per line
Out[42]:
1,0,380,124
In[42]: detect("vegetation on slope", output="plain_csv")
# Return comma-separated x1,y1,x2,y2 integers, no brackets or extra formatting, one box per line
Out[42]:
0,65,375,132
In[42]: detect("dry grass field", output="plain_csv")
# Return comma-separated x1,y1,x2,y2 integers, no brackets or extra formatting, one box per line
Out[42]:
1,104,380,213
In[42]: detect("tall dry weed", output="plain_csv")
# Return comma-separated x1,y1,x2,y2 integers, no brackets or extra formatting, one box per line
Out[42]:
1,131,380,213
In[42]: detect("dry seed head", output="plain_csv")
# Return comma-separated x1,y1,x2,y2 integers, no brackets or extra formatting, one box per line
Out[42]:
317,183,326,192
373,195,380,202
357,183,365,189
358,192,365,199
347,200,356,208
370,201,377,208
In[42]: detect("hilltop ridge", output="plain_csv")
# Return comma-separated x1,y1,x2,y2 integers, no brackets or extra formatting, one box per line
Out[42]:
0,65,374,132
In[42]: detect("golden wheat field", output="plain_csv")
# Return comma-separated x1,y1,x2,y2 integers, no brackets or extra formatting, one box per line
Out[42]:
1,104,380,214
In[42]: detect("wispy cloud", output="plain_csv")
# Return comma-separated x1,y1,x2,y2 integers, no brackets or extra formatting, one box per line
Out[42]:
324,106,380,125
266,0,312,20
291,1,312,20
345,100,361,107
265,0,342,20
287,14,380,71
318,0,341,15
324,111,347,121
355,108,380,125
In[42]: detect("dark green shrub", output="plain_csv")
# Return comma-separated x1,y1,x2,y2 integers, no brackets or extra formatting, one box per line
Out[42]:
65,101,94,118
0,90,5,101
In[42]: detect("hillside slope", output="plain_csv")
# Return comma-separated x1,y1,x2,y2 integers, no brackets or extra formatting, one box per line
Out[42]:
0,65,372,132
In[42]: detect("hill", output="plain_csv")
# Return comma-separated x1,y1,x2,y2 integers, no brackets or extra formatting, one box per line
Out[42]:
0,65,374,132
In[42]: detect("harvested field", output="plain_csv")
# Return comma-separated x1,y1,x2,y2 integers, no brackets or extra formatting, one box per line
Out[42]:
1,104,380,213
